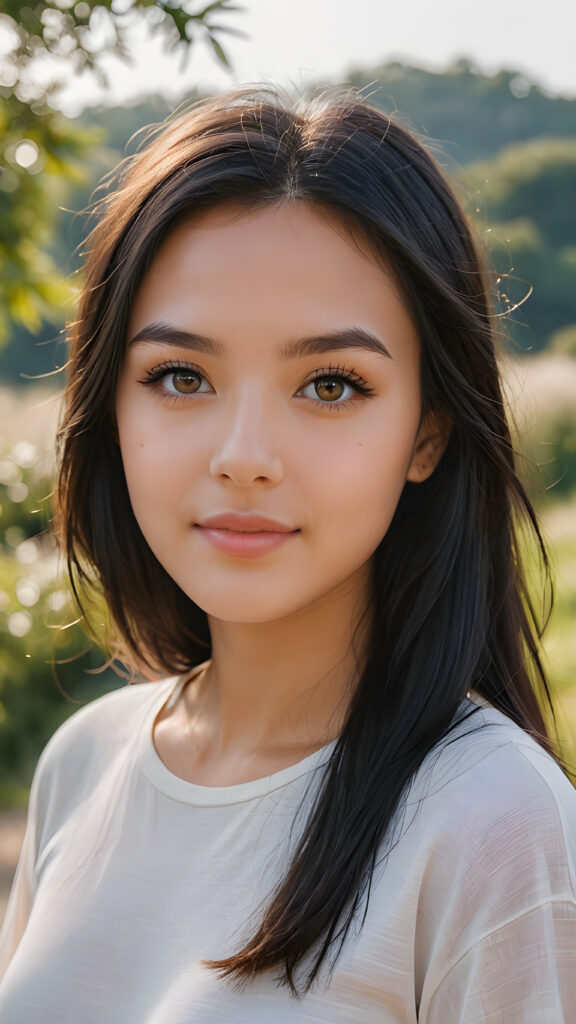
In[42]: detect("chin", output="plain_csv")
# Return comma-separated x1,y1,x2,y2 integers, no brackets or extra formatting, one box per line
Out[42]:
179,583,315,626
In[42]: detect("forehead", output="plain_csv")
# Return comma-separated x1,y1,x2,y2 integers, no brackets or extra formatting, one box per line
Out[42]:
159,199,378,264
144,199,393,288
128,200,418,362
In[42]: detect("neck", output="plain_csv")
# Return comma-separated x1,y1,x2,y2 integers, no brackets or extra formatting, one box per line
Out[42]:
187,566,372,760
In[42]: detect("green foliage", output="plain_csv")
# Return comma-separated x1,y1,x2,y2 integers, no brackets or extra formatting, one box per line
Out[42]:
0,1,241,349
0,94,97,344
0,442,120,805
550,325,576,357
515,411,576,504
467,138,576,248
345,59,576,164
541,527,576,779
463,139,576,350
487,229,576,351
0,1,242,94
0,94,181,383
343,61,576,353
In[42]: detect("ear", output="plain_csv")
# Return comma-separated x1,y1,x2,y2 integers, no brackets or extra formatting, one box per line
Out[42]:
406,410,452,484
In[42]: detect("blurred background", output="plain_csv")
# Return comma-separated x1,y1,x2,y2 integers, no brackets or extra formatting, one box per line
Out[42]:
1,0,575,915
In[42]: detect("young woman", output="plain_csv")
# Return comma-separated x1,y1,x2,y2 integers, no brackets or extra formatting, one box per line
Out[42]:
0,86,575,1022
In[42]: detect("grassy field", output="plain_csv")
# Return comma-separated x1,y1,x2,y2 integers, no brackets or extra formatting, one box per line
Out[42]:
503,353,576,772
540,500,576,776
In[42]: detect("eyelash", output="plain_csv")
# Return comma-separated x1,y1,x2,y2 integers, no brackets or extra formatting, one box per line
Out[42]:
138,360,376,411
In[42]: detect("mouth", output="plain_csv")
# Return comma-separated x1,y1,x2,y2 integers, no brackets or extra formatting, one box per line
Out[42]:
194,523,300,558
198,527,300,534
197,513,298,533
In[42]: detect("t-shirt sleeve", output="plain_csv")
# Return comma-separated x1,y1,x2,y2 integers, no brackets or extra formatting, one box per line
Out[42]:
0,697,109,981
0,756,42,981
424,900,576,1023
0,681,164,984
416,740,576,1022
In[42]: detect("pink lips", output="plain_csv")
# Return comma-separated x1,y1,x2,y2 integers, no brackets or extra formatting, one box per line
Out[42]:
195,512,299,558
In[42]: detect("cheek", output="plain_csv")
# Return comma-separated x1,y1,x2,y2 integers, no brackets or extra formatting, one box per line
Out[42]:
302,432,415,556
117,415,202,533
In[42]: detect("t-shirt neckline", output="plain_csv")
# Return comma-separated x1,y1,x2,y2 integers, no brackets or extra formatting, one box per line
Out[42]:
140,671,488,808
140,671,337,807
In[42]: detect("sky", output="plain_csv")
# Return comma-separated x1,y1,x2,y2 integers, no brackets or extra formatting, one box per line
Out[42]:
54,0,576,115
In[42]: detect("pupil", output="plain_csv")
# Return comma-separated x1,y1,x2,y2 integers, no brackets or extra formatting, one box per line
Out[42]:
316,378,343,402
173,371,199,394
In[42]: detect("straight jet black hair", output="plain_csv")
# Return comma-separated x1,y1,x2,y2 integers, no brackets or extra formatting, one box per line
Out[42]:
56,85,568,994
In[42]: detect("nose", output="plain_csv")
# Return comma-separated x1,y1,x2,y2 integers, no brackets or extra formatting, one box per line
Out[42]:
209,391,284,487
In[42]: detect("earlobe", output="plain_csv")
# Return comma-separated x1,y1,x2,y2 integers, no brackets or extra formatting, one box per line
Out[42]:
406,412,451,484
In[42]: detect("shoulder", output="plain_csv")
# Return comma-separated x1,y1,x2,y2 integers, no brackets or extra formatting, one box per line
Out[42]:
413,699,576,861
452,698,571,806
30,677,179,822
410,699,576,961
39,676,177,764
411,700,576,1015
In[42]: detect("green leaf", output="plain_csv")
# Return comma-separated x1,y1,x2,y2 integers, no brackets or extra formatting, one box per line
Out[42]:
197,1,244,17
209,34,230,68
0,2,243,348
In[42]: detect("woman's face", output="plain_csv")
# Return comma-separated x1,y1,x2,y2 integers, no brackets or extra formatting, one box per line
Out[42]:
116,201,440,624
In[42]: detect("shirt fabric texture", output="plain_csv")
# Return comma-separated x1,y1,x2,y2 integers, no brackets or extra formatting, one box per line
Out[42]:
0,674,575,1023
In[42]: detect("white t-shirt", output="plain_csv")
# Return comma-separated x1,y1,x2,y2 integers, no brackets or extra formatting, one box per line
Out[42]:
0,674,575,1023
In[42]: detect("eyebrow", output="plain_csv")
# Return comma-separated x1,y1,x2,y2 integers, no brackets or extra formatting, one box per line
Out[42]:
128,321,392,360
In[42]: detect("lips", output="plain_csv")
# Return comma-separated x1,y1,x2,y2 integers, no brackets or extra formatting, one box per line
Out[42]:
195,514,299,558
196,512,298,533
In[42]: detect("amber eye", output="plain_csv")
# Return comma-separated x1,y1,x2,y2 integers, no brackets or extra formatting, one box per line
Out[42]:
314,378,345,402
170,371,201,394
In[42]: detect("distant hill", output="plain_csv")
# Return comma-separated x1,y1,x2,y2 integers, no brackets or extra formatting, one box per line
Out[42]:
343,59,576,165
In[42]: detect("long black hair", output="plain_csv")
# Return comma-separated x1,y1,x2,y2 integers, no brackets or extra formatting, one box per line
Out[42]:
56,85,566,993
